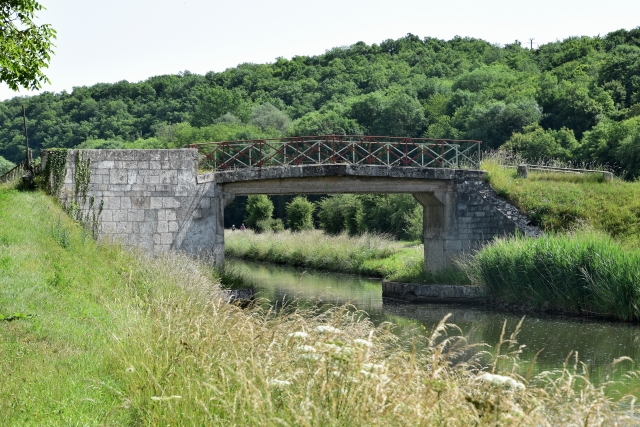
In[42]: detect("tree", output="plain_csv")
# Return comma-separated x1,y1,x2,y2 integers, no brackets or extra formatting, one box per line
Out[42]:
0,154,15,174
249,103,291,133
244,195,273,229
1,0,56,90
285,196,314,231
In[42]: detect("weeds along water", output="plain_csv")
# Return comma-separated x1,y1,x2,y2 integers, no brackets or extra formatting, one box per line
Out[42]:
465,231,640,321
3,183,640,424
224,229,470,285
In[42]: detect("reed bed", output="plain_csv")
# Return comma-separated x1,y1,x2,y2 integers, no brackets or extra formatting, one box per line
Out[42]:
465,231,640,320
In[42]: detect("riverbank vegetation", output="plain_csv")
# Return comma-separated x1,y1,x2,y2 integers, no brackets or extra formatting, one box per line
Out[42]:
465,231,640,321
3,183,640,425
482,155,640,249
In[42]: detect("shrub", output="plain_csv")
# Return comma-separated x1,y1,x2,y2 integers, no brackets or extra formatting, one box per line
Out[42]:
245,195,274,228
270,218,285,232
286,196,315,231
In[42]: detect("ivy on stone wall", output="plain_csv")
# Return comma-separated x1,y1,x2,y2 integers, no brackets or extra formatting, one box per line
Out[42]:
74,151,91,206
43,148,68,196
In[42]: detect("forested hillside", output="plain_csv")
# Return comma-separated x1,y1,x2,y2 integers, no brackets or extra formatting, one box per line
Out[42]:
1,28,640,177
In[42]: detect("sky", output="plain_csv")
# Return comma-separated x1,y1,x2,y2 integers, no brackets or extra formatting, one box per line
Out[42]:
1,0,639,101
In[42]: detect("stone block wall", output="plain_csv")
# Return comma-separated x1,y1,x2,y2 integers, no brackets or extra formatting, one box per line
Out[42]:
42,149,224,261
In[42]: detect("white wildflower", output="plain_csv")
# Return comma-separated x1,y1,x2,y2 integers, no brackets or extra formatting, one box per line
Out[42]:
360,370,377,378
299,345,317,353
269,379,292,387
353,338,372,348
299,353,322,361
317,342,341,352
316,325,341,334
125,366,135,373
362,363,385,372
287,331,309,339
478,373,525,390
340,346,355,356
150,395,182,401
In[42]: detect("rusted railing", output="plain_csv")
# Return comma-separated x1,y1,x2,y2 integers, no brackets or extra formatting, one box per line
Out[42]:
0,161,25,184
190,135,482,171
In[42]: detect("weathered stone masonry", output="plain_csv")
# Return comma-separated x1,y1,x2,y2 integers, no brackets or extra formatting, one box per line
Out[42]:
43,149,540,270
42,149,224,262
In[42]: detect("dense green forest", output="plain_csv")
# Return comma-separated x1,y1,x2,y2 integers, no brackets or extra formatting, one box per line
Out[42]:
1,28,640,177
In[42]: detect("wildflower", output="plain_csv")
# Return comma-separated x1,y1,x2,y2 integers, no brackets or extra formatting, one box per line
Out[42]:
299,353,322,361
299,345,316,353
125,366,135,373
300,353,322,361
150,395,182,401
340,346,355,356
362,363,385,372
317,342,341,352
478,373,525,390
269,379,292,387
287,331,309,339
353,338,372,347
316,325,341,334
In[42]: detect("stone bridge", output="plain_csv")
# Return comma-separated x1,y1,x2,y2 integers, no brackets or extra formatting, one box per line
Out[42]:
44,149,539,271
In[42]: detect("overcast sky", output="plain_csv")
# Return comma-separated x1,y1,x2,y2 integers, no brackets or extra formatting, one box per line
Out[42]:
2,0,639,101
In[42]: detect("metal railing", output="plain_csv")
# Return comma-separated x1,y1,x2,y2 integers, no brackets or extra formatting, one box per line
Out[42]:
0,162,25,184
190,135,482,171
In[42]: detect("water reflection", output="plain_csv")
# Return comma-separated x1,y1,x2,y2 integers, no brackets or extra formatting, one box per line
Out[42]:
228,259,640,379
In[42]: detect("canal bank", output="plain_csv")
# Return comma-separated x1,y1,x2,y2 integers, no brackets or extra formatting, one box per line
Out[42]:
227,257,640,385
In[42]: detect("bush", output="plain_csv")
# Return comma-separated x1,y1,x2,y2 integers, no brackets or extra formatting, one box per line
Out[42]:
245,195,274,229
254,219,273,234
285,196,314,231
270,218,285,232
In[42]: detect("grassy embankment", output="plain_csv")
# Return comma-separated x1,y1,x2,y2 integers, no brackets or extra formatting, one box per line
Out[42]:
463,159,640,320
5,183,640,425
224,229,469,284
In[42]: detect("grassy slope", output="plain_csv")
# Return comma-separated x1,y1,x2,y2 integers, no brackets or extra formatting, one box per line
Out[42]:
3,184,640,425
482,160,640,249
0,185,133,424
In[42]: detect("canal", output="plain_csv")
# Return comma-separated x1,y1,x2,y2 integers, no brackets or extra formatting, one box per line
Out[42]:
228,258,640,384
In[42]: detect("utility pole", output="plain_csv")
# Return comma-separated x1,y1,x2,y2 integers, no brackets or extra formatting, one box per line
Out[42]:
529,38,535,50
21,105,33,187
22,105,30,170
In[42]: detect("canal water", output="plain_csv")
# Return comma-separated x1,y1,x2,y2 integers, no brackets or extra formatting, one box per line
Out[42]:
228,258,640,383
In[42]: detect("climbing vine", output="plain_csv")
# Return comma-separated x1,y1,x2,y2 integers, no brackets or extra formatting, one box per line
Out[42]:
74,151,91,206
42,149,104,240
43,148,68,196
66,151,104,239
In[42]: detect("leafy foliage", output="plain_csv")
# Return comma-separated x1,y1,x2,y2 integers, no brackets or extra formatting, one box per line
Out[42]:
0,155,15,175
1,28,640,178
244,195,274,229
0,0,56,91
285,196,314,231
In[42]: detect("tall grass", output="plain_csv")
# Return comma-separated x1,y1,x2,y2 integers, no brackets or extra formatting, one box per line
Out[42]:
464,231,640,320
225,229,472,284
2,183,640,425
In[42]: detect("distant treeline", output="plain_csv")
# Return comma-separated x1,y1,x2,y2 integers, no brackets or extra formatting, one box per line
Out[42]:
2,28,640,179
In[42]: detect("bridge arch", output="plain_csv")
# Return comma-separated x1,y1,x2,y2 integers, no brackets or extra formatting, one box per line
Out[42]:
43,146,539,272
